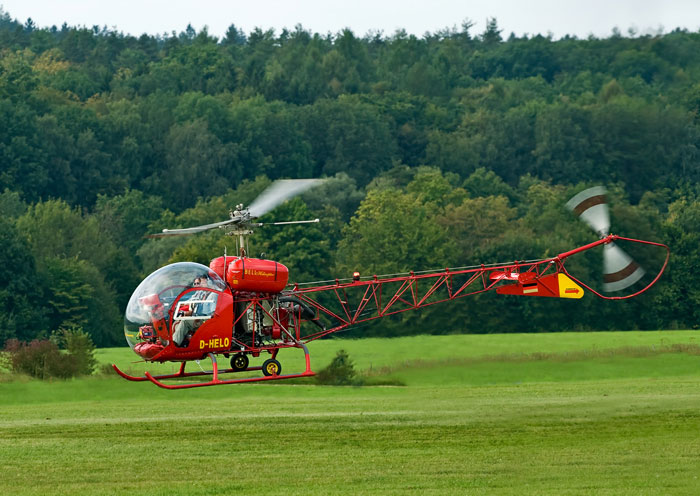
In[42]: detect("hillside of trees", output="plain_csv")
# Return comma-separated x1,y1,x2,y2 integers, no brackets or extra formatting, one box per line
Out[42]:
1,9,699,346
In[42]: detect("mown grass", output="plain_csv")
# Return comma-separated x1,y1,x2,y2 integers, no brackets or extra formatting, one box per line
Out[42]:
2,331,700,495
97,330,700,380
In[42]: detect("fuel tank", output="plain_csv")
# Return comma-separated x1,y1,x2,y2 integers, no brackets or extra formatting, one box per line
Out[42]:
209,256,289,293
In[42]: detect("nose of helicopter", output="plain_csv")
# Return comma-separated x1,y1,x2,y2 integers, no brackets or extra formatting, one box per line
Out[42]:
132,340,165,360
123,262,227,355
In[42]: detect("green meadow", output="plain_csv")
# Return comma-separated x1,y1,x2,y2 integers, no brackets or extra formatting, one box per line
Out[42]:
2,331,700,495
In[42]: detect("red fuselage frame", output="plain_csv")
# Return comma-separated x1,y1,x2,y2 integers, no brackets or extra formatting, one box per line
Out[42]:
112,234,669,388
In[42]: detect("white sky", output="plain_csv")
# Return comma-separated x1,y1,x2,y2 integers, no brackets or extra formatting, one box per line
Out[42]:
1,0,699,40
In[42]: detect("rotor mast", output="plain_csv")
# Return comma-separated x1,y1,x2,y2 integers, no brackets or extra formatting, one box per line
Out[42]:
222,204,321,258
227,204,252,256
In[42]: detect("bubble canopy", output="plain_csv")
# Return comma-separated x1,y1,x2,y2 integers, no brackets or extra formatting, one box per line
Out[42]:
124,262,227,350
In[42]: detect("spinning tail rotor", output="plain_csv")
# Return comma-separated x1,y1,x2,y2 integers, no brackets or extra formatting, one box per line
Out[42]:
602,243,645,292
566,186,645,292
565,186,609,237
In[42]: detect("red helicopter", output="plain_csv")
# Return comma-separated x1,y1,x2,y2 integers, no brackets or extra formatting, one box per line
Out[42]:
113,182,669,389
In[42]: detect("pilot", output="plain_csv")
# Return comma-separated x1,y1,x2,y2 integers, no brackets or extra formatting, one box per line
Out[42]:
172,275,217,347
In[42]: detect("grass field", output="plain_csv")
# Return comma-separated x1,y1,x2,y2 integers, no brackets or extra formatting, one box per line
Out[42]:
2,331,700,495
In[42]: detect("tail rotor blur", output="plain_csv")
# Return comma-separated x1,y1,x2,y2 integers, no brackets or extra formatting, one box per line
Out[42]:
602,243,645,292
565,186,609,237
566,186,645,293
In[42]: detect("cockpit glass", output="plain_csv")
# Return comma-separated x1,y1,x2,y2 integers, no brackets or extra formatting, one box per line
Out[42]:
123,262,227,350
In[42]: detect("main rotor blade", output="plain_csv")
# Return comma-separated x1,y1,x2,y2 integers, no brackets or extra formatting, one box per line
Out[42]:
248,179,325,218
147,217,240,238
267,219,320,226
603,242,645,292
566,186,609,238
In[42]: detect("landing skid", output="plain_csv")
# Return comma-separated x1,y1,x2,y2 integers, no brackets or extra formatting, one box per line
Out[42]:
112,344,315,389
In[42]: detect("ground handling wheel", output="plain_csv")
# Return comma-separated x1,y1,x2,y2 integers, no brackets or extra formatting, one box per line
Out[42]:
262,358,282,376
230,353,249,372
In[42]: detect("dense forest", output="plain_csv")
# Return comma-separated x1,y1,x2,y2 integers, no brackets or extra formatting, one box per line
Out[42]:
1,9,699,347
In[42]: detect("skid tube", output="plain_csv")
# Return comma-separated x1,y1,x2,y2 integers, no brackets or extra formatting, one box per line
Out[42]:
111,343,315,389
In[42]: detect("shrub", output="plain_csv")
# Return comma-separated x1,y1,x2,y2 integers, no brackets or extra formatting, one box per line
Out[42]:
3,338,75,379
53,327,97,375
315,349,363,386
3,327,97,380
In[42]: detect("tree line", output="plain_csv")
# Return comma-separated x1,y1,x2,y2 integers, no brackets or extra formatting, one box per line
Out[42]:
1,10,699,346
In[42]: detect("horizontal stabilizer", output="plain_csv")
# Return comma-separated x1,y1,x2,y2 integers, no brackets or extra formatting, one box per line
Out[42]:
496,273,584,299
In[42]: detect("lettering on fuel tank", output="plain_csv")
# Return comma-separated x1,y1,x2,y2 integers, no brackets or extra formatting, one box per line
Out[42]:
244,269,274,278
199,337,230,349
